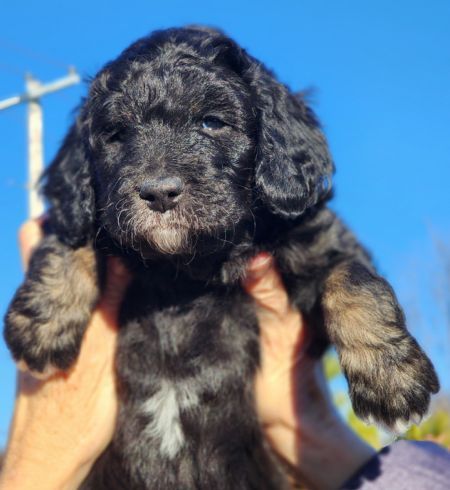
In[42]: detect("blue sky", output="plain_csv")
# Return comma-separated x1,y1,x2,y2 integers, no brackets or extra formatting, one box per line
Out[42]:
0,1,449,446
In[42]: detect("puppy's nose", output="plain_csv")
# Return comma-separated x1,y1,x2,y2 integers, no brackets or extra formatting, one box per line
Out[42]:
139,177,184,212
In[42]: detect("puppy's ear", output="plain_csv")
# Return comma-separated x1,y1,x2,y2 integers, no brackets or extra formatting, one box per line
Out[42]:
252,73,334,218
42,118,95,246
206,31,334,218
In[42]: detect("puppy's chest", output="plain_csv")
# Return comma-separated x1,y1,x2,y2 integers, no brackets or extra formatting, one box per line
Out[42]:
117,275,259,380
113,277,260,471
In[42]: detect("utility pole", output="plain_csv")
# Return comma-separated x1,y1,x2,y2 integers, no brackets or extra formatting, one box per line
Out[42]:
0,68,80,218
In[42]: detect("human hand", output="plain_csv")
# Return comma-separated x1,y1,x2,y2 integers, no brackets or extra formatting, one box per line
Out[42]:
243,253,375,490
0,220,131,490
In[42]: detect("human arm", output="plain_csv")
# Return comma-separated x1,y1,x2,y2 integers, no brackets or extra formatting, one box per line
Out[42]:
0,220,131,490
243,253,376,489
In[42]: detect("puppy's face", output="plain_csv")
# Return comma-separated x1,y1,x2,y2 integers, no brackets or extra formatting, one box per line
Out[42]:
46,28,333,255
85,48,257,255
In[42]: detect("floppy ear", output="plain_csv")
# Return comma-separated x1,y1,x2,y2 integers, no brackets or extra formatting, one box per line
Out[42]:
199,28,334,218
251,71,334,218
42,118,95,247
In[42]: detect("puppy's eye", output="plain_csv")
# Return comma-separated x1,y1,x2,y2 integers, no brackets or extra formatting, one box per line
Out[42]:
202,116,226,131
106,128,127,144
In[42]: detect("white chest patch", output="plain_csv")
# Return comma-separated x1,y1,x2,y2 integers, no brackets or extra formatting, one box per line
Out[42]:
142,380,199,458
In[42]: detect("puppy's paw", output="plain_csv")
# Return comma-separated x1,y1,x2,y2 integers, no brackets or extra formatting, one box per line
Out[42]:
323,261,439,434
344,337,439,433
3,236,99,377
4,294,87,375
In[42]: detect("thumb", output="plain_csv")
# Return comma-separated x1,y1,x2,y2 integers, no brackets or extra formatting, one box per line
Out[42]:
19,219,44,270
99,257,132,316
242,253,290,321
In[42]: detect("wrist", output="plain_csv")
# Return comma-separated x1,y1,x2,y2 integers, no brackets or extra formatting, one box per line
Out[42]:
0,398,94,490
262,359,376,489
0,435,94,490
0,455,87,490
265,413,375,490
300,414,376,489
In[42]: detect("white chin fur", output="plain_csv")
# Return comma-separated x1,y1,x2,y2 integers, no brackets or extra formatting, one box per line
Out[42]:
148,227,190,254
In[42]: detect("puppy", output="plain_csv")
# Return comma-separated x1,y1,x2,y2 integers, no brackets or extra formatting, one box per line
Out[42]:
4,26,439,489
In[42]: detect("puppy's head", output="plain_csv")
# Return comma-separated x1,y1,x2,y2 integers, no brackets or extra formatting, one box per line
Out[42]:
44,27,333,256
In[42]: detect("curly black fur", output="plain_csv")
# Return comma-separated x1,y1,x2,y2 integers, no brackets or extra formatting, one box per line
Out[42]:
4,26,439,489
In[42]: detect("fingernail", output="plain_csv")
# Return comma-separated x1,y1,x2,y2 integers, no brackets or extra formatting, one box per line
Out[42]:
246,252,273,280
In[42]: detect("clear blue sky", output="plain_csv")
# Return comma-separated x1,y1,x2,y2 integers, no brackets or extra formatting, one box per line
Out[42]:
1,0,449,446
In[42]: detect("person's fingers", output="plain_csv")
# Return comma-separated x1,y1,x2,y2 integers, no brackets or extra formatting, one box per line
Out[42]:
98,257,132,317
243,252,308,360
242,253,291,322
18,219,44,269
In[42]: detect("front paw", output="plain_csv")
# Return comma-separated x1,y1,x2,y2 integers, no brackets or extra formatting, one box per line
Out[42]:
3,236,99,378
323,261,439,433
4,287,87,377
343,336,439,433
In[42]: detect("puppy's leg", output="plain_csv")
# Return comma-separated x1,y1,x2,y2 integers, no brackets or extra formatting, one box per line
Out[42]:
322,261,439,432
4,235,100,376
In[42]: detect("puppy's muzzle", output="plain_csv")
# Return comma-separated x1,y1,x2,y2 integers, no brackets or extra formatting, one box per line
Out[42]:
139,177,184,213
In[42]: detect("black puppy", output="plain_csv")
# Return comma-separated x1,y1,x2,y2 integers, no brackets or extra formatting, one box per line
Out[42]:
5,26,439,489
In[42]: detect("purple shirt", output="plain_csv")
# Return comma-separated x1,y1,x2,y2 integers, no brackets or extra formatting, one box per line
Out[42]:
343,440,450,489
